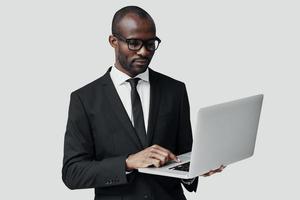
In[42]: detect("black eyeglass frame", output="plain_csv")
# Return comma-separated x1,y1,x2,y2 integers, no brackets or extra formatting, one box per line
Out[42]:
112,33,161,52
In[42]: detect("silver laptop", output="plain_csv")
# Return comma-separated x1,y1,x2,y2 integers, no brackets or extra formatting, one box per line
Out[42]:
138,94,264,179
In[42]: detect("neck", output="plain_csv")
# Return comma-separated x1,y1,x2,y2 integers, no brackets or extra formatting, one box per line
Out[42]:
114,62,138,78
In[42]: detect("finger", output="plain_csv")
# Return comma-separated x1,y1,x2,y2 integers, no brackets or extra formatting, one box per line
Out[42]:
201,170,214,177
148,152,167,165
169,152,180,162
208,171,215,176
149,149,170,164
151,145,180,162
149,148,180,163
151,144,170,154
215,165,226,172
201,172,210,177
146,157,161,168
149,147,169,158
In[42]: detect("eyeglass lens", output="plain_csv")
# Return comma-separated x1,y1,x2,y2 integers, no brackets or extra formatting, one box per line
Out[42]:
127,39,159,51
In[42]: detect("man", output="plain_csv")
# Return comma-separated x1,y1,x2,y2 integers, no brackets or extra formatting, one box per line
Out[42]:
62,6,224,200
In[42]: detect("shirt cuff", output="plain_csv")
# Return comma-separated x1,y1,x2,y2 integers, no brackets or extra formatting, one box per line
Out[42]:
181,178,196,185
125,170,133,175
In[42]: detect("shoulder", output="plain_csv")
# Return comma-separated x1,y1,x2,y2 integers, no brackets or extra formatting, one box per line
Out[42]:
70,70,109,98
149,68,186,90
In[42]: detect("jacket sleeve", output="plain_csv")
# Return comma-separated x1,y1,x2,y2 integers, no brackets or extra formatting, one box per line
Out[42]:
62,92,131,189
177,83,199,192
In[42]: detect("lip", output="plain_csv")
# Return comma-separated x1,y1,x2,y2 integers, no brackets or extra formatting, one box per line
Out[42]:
134,59,148,64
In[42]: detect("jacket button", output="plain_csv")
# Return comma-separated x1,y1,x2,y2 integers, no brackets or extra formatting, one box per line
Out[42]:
144,194,149,199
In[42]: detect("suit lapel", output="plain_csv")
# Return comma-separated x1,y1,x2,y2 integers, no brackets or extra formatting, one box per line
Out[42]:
146,68,161,146
101,67,143,150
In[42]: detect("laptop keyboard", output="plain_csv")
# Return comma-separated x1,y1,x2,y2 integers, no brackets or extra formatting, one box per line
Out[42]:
169,162,190,172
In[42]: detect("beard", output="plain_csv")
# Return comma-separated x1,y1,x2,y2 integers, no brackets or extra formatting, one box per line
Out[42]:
118,54,150,76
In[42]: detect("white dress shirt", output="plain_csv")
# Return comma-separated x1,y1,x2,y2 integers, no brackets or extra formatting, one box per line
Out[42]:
110,66,195,184
110,65,150,132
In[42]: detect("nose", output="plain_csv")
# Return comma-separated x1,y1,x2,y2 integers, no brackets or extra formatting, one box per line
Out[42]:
137,44,151,57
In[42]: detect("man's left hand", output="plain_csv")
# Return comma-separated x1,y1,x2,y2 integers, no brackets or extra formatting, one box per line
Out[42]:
201,165,226,177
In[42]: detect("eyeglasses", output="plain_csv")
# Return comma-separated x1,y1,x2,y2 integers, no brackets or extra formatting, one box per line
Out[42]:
113,33,161,52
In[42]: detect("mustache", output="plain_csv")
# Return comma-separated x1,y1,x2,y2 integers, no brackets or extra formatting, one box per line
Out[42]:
132,57,150,62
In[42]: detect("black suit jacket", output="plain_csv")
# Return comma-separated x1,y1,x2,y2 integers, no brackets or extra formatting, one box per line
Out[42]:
62,67,198,200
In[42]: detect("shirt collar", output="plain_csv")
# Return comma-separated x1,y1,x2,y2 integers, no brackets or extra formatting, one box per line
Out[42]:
110,65,149,86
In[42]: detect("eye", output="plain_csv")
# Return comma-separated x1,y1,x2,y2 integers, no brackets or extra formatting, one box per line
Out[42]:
147,40,155,47
128,39,141,47
146,40,158,50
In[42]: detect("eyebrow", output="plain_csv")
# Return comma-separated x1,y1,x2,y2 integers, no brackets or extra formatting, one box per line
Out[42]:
126,37,158,41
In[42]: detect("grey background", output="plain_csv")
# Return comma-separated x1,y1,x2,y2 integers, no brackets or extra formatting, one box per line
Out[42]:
0,0,299,199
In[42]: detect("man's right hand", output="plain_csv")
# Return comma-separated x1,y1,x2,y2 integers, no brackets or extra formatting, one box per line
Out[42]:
125,144,180,170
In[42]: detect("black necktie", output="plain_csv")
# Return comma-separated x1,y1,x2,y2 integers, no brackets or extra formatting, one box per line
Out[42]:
126,78,147,147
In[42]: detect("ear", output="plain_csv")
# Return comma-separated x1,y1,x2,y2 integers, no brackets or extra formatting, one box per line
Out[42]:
109,35,118,48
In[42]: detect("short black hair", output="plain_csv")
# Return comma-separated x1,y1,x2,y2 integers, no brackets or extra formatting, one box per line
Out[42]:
112,6,155,35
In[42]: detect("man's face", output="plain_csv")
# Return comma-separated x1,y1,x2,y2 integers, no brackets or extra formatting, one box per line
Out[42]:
110,14,157,77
